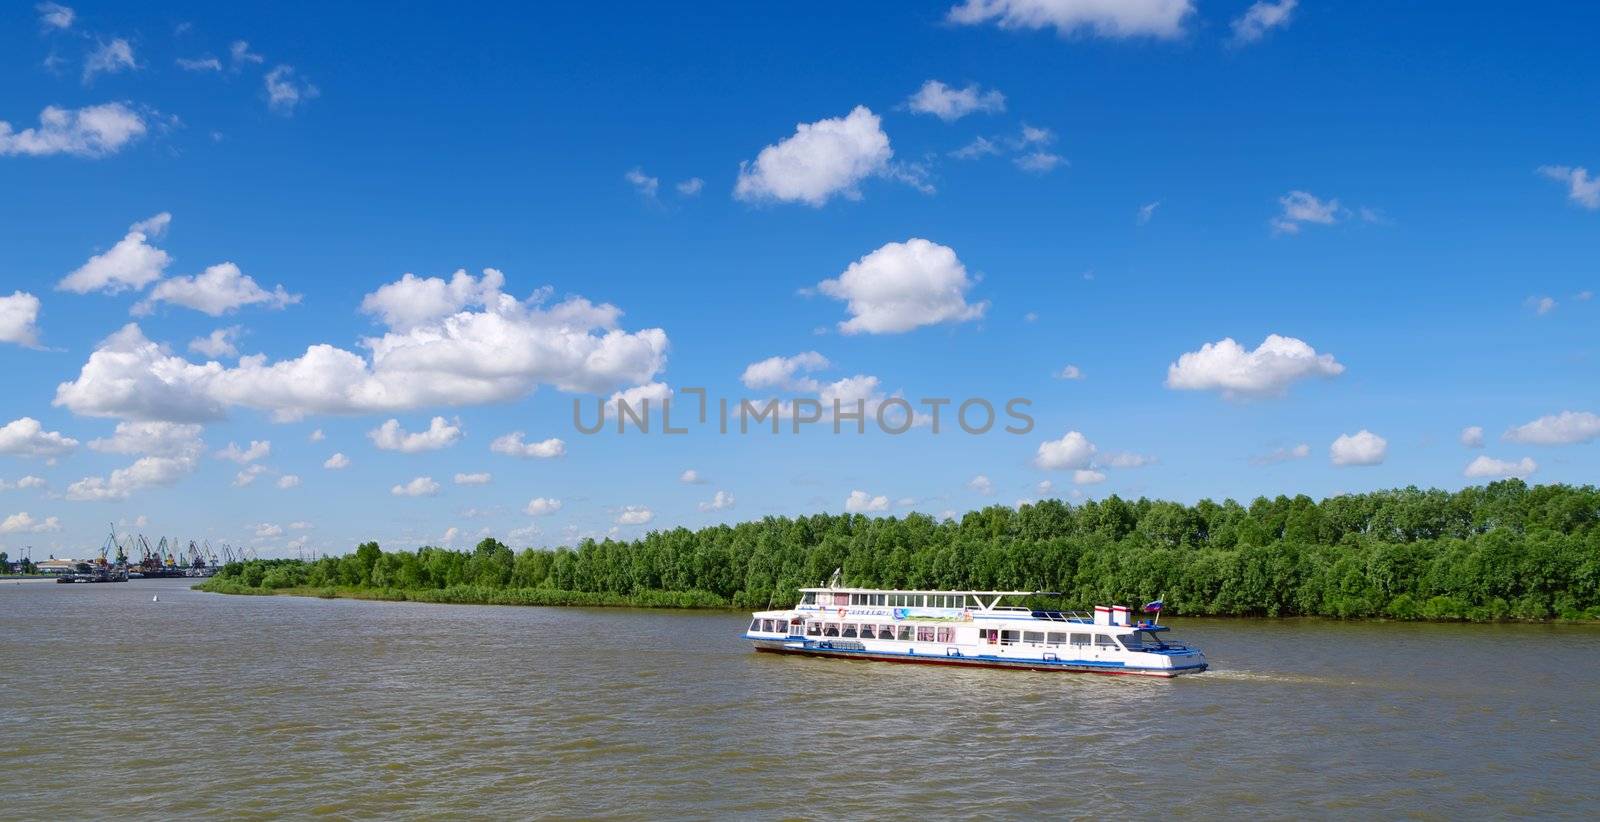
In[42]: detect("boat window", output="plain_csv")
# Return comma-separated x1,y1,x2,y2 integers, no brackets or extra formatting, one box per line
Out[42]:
749,618,761,632
1000,630,1020,645
841,624,858,638
824,623,840,637
806,622,822,636
936,627,953,643
1047,632,1066,645
916,626,934,642
1094,634,1118,648
1119,633,1144,650
858,623,875,638
801,592,815,605
1070,633,1090,646
833,593,849,606
878,625,896,639
1023,631,1045,644
898,625,914,641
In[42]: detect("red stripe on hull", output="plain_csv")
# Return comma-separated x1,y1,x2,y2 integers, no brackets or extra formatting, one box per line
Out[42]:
753,645,1188,678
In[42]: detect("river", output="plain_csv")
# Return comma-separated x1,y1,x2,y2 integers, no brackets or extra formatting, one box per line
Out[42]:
1,578,1596,819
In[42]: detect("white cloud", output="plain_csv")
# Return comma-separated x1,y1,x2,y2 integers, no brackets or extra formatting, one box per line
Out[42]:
1055,364,1083,380
610,382,672,407
676,178,704,196
741,351,830,390
232,464,267,487
0,476,47,492
391,476,440,497
967,474,994,495
525,497,562,516
83,39,136,84
1463,455,1537,479
358,268,505,331
1538,165,1600,209
1271,191,1342,234
1251,443,1310,465
0,417,79,458
254,523,283,538
0,102,146,158
55,272,669,422
37,3,74,30
276,474,301,489
134,262,300,316
1527,296,1557,316
1033,430,1096,470
0,512,62,534
1072,469,1107,485
323,452,350,470
369,417,462,453
951,136,1001,160
1504,411,1600,445
229,41,263,68
1036,479,1055,496
1137,201,1160,225
57,213,171,294
734,106,893,206
0,292,42,347
265,65,318,115
288,521,312,530
454,472,492,485
1100,451,1156,469
844,490,890,513
625,167,659,199
614,505,653,525
215,440,271,463
698,490,735,512
490,432,566,459
68,422,202,500
1014,150,1065,174
679,469,706,484
1165,334,1344,398
1330,430,1387,466
308,428,325,442
947,0,1194,39
1460,426,1485,448
906,80,1005,121
1231,0,1297,44
176,56,222,72
188,326,243,358
818,238,987,334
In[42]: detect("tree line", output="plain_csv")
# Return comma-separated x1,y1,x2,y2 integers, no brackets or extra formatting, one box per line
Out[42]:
199,480,1600,621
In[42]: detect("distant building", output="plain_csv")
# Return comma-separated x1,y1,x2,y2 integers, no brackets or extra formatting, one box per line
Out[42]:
35,558,77,576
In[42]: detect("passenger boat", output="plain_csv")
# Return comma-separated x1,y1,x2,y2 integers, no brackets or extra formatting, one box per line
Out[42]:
745,582,1207,678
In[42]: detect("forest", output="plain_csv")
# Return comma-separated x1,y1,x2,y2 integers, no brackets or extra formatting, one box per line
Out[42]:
198,480,1600,621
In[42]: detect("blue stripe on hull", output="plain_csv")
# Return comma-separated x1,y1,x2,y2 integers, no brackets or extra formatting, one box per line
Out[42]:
747,638,1207,677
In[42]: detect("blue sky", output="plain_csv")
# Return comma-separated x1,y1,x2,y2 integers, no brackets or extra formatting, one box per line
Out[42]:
1,1,1597,559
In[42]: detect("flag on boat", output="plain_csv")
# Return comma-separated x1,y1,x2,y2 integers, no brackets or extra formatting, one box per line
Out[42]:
1143,600,1164,613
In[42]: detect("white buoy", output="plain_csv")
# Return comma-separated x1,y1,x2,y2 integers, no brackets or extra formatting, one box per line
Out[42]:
152,595,159,602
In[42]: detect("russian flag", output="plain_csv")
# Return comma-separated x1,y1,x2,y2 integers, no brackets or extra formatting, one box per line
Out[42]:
1143,600,1164,613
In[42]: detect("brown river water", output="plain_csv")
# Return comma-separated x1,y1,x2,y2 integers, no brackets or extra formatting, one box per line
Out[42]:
2,577,1598,819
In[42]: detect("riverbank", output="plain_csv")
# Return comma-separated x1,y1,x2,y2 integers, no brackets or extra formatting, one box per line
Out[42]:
193,578,733,609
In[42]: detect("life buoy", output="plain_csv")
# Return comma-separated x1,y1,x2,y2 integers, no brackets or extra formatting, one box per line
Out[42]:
837,607,847,618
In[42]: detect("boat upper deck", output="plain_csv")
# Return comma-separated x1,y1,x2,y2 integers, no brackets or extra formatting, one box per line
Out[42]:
790,587,1165,632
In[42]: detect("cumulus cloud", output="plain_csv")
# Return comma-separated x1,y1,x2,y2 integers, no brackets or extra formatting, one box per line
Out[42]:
741,351,830,390
68,421,201,500
947,0,1194,39
323,452,349,469
698,490,735,512
490,432,566,459
1503,411,1600,445
254,523,283,538
734,106,894,206
134,262,300,316
817,238,987,334
624,167,659,199
1054,364,1083,380
0,417,79,458
1072,469,1107,485
1271,191,1342,234
1100,451,1157,469
1460,426,1485,448
0,476,47,492
232,464,267,487
0,102,147,158
215,440,270,463
391,476,440,497
454,472,492,485
359,268,505,331
906,80,1006,121
176,56,222,72
1464,455,1537,479
967,474,994,495
55,272,669,422
229,41,263,68
89,421,201,457
0,512,62,534
614,505,653,525
189,327,242,358
1251,443,1310,466
525,497,562,516
844,490,890,513
1165,334,1344,398
369,417,462,452
265,65,318,115
1231,0,1297,44
83,39,136,84
37,3,74,30
679,469,706,484
276,474,301,489
1330,430,1387,466
57,213,171,294
308,428,325,442
0,292,42,347
1033,430,1096,470
1527,295,1557,316
1538,166,1599,209
675,178,704,196
610,382,672,408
